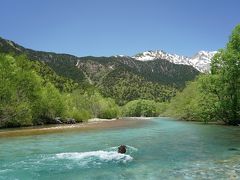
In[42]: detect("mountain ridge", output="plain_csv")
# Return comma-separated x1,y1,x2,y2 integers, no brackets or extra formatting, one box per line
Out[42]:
0,36,202,104
0,36,200,86
0,37,216,73
132,50,217,72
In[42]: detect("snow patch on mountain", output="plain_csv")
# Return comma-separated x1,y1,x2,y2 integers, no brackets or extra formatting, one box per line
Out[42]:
190,51,217,72
113,55,131,58
132,50,217,72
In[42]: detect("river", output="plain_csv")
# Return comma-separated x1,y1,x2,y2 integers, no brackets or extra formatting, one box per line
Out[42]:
1,118,240,179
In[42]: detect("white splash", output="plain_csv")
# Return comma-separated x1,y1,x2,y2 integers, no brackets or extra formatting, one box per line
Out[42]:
56,150,133,163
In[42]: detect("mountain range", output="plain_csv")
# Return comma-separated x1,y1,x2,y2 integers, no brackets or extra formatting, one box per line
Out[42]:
132,50,216,72
0,37,216,104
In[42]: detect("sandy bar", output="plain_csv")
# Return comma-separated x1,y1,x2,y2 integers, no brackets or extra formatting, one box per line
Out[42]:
0,118,149,138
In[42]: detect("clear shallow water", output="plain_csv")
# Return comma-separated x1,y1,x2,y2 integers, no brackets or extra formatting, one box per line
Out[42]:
1,118,240,180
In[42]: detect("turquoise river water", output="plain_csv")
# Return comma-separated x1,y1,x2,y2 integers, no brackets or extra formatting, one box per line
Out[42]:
1,118,240,180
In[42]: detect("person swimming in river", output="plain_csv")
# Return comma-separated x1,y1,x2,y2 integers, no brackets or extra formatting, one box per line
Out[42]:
118,145,127,154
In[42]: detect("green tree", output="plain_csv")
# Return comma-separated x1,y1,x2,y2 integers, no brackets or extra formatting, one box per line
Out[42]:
64,90,93,122
122,99,158,117
162,77,218,123
38,83,65,122
209,25,240,125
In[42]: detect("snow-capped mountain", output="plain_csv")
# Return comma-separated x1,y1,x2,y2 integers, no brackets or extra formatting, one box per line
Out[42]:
132,50,217,72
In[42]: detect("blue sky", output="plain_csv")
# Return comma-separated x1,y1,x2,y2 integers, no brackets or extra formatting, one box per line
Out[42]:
0,0,239,57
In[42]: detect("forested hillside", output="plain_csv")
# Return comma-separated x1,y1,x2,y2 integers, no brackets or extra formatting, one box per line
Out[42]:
99,67,176,105
0,37,199,104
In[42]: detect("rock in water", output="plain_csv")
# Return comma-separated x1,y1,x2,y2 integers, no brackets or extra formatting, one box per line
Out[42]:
118,145,127,154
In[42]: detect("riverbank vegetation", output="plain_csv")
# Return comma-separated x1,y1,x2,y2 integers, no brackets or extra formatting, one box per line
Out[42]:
0,55,119,128
122,99,159,117
162,25,240,125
